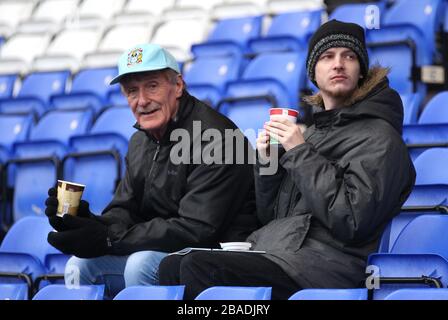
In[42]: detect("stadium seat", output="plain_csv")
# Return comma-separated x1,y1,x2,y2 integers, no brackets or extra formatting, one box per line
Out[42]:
0,114,33,162
0,32,52,74
195,286,272,300
248,10,322,54
211,2,265,19
122,0,176,15
35,26,103,72
30,0,80,24
402,92,448,160
183,55,243,107
223,50,306,107
329,2,386,28
113,285,185,300
0,283,28,300
32,284,105,300
288,288,368,300
401,92,423,125
0,0,36,36
267,0,325,14
63,106,135,214
367,253,448,300
384,288,448,300
368,214,448,299
0,216,62,297
0,71,70,118
9,109,93,221
0,74,18,99
152,8,210,62
176,0,224,11
191,16,263,58
50,67,118,115
97,23,154,53
78,0,125,20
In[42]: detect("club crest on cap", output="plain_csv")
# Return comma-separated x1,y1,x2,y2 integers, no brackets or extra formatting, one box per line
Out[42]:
127,48,143,67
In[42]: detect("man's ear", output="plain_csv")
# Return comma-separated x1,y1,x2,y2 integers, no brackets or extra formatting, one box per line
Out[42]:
175,74,184,98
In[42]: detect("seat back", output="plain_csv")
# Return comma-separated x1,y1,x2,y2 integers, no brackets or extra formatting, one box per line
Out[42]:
418,92,448,125
113,285,185,300
0,216,55,264
195,286,272,300
32,284,105,300
0,74,18,99
18,71,70,103
385,288,448,300
289,288,368,300
0,283,28,300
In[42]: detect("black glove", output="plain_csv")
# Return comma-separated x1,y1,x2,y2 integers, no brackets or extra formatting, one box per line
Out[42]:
47,215,113,258
45,187,95,232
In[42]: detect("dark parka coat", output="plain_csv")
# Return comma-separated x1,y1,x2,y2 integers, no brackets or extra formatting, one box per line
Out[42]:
248,67,416,288
98,91,258,255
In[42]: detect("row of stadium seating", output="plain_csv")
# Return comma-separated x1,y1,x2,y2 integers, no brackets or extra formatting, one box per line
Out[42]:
2,205,448,300
1,0,448,300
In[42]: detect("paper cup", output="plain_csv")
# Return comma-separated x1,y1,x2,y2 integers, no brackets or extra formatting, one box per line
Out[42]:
56,180,85,216
269,108,299,144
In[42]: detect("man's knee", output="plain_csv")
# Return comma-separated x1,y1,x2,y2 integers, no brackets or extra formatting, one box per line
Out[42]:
65,256,94,285
124,251,167,286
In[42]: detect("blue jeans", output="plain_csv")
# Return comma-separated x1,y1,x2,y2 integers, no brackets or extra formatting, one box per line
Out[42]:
64,251,168,299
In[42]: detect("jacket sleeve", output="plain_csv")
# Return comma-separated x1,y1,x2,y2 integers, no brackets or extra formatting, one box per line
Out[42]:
254,158,287,225
279,133,415,244
108,162,253,255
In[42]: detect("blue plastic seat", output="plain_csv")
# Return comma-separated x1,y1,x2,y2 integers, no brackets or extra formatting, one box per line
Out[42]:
184,55,242,108
32,284,105,300
330,2,386,28
401,92,423,125
248,10,322,54
384,288,448,300
0,217,63,296
0,283,28,300
10,109,93,221
0,114,33,163
191,16,262,58
51,67,118,114
195,286,272,300
223,51,307,108
288,288,368,300
403,92,448,160
113,285,185,300
368,214,448,299
0,71,70,118
0,74,18,99
63,107,135,214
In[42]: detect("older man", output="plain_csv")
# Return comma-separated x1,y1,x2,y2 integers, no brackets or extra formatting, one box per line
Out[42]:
44,44,257,298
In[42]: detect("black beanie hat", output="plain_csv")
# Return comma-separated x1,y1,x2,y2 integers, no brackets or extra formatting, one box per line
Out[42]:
306,19,369,86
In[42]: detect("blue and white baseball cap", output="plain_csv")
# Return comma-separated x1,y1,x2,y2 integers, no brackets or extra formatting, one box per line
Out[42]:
109,43,180,85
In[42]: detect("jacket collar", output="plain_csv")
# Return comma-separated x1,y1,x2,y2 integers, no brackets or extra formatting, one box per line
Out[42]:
303,66,390,109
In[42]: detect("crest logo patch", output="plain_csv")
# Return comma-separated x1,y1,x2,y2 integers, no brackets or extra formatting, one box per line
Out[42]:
127,48,143,66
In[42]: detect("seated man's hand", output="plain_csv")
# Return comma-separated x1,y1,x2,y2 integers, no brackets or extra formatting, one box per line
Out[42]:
47,215,112,258
45,187,95,231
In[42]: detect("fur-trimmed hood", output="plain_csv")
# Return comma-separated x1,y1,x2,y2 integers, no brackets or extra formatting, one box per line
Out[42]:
303,66,404,134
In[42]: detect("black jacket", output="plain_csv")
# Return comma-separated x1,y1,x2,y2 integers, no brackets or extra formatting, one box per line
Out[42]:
100,92,258,255
248,67,416,288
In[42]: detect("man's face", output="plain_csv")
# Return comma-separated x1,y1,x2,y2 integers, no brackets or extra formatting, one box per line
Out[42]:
314,47,361,100
121,70,183,138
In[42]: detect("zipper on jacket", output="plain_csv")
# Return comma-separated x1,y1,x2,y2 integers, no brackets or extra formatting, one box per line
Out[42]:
148,143,161,180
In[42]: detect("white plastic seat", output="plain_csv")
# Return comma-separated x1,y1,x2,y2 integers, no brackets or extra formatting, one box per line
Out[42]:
0,32,51,74
152,20,209,61
98,23,153,52
267,0,325,14
123,0,176,15
33,27,103,72
31,0,80,24
211,2,266,19
78,0,126,20
175,0,224,11
0,0,36,32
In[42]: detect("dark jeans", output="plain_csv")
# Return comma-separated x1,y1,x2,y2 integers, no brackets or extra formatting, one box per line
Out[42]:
158,251,301,300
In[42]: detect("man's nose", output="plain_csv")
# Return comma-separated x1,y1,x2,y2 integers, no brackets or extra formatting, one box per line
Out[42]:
333,55,344,69
136,90,150,107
